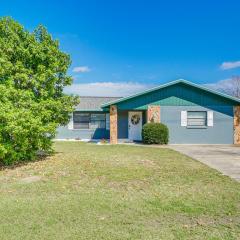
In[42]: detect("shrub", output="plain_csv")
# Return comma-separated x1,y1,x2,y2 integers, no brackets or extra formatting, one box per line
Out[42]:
142,123,169,144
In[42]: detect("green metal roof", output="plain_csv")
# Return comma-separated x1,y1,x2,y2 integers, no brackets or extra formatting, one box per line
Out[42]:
101,79,240,108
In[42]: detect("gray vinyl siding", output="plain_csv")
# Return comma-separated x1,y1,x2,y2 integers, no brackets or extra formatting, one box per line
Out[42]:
56,110,110,140
56,110,130,140
161,106,234,144
56,126,109,140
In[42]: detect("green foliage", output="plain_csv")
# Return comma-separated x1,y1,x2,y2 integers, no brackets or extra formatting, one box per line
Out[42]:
0,17,79,164
142,123,169,144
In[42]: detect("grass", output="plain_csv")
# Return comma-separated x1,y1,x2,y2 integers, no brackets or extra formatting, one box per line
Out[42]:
0,141,239,240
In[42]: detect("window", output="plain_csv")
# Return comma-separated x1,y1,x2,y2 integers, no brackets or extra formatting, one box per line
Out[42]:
187,111,207,127
90,114,106,129
73,112,106,129
73,113,90,129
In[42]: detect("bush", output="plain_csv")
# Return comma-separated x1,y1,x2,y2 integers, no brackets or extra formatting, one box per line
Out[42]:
0,17,79,165
142,123,169,144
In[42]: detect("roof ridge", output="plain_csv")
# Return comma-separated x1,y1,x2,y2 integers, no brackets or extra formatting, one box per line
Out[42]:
101,79,240,107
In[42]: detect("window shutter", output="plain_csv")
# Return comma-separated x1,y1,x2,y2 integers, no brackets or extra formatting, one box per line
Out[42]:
207,111,213,127
68,113,74,130
106,113,110,130
181,111,187,126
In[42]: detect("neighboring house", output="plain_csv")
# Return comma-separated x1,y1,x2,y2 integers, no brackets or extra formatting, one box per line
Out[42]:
56,79,240,144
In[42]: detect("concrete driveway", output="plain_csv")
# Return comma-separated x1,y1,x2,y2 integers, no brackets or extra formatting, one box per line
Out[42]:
169,145,240,182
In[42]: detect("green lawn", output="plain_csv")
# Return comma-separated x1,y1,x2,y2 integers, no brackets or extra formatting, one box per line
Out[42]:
0,142,239,240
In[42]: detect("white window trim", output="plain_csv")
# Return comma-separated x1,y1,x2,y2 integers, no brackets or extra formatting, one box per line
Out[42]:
207,111,214,127
181,110,214,128
67,113,74,130
181,111,187,126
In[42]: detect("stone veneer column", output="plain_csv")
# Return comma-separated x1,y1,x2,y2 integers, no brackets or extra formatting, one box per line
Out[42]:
110,105,118,144
234,106,240,145
147,105,161,123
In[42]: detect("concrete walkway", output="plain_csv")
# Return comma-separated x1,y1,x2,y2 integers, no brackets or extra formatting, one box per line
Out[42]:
168,145,240,182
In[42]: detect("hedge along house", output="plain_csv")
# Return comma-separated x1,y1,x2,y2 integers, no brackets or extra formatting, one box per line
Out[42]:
56,79,240,144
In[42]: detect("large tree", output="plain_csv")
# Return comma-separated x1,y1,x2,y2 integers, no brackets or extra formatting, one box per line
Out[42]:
0,17,78,164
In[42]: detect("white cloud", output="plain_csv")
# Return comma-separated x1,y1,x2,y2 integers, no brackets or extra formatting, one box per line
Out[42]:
220,61,240,70
72,66,91,73
64,82,154,97
204,78,233,92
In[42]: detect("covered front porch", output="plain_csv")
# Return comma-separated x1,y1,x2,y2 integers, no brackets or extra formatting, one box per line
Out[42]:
109,105,160,144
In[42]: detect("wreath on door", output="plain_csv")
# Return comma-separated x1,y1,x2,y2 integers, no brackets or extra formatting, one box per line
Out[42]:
131,114,140,125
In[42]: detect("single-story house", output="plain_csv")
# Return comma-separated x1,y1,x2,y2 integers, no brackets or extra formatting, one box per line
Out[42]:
56,79,240,144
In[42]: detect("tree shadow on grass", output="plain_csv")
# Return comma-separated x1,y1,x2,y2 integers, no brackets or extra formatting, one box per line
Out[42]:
0,152,53,171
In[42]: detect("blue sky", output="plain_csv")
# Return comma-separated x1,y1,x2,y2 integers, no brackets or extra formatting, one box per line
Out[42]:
1,0,240,96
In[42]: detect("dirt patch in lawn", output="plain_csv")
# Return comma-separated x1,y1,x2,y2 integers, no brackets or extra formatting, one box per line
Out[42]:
20,176,42,184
